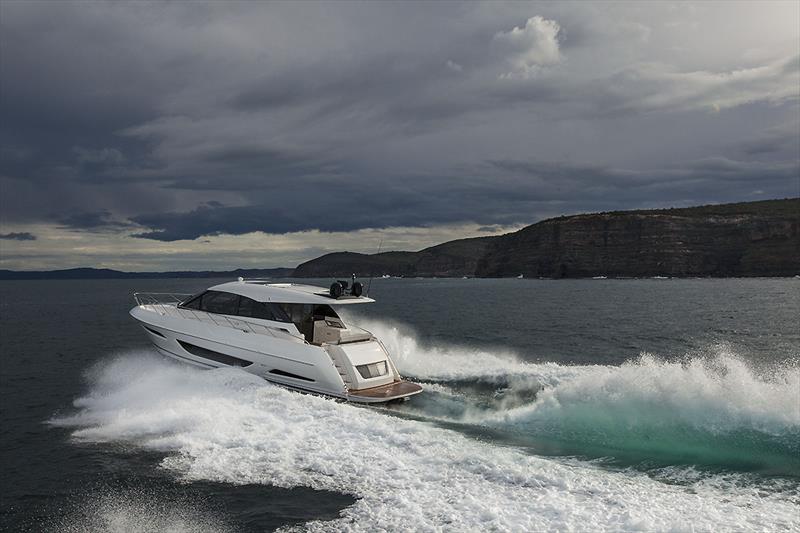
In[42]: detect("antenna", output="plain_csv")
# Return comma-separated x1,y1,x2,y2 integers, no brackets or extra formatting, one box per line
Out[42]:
365,238,383,297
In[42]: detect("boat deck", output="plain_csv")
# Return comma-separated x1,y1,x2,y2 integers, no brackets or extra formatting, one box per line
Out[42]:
348,380,423,403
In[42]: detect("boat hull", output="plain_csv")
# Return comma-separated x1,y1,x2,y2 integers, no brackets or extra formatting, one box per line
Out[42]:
130,306,421,403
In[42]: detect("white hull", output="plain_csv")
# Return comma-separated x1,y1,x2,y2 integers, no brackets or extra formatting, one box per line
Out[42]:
130,304,422,403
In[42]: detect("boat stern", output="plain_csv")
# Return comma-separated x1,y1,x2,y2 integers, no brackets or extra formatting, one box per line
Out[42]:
324,339,422,403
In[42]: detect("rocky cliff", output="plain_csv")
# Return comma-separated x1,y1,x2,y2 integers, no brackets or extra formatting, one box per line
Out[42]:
293,199,799,278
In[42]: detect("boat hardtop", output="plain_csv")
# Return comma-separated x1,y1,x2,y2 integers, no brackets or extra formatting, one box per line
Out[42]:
207,280,375,305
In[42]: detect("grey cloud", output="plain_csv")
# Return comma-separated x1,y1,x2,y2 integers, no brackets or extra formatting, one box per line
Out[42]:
129,156,798,241
0,232,37,241
736,120,800,157
73,147,126,166
1,1,798,257
741,138,790,156
58,210,135,232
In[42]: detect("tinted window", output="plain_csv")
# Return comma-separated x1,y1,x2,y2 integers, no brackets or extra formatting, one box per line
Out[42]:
278,304,316,341
180,293,203,310
312,305,339,319
236,296,291,322
237,297,273,320
268,303,291,322
276,304,338,324
200,291,239,315
237,296,261,318
279,303,314,325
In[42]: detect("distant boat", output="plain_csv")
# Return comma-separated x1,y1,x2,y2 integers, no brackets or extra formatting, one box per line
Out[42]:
652,276,669,279
380,274,390,279
516,274,524,279
592,276,607,280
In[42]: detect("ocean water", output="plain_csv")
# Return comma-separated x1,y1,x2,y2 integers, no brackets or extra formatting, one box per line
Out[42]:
1,277,798,531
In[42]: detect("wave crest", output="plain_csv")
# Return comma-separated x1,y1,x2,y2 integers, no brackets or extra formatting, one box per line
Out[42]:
476,350,800,472
355,320,800,473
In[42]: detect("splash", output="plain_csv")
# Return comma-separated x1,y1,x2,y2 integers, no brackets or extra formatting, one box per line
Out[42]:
355,317,590,386
475,350,800,473
52,487,232,533
356,319,800,473
52,352,799,532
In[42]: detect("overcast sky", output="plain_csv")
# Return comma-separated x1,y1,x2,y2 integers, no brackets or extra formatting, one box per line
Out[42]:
1,1,798,270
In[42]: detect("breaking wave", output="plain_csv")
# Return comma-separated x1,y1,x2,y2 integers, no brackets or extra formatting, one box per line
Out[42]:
51,345,799,532
364,320,800,474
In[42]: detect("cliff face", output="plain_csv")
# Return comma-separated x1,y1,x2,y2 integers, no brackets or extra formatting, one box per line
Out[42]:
476,211,798,278
293,199,799,278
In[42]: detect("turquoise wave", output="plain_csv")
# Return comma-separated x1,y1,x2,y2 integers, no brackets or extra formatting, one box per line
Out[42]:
401,352,800,476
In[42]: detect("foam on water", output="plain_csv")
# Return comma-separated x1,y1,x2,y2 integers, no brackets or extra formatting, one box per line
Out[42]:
52,352,799,532
474,350,800,472
362,319,800,473
357,318,591,387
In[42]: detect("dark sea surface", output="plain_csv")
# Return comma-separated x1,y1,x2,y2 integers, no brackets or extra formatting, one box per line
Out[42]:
1,278,798,531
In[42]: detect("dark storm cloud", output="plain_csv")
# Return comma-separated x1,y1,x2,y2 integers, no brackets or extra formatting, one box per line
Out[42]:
1,1,798,245
155,145,343,191
0,232,37,241
128,156,798,241
735,120,800,157
57,210,134,232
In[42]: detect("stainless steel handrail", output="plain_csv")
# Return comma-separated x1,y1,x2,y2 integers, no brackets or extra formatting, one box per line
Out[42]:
132,292,308,343
133,292,193,306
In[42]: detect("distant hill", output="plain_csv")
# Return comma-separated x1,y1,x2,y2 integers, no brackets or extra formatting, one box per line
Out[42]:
291,236,494,278
0,267,294,280
4,199,797,280
294,198,800,278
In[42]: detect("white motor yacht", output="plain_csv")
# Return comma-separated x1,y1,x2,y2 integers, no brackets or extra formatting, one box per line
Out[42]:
130,278,423,403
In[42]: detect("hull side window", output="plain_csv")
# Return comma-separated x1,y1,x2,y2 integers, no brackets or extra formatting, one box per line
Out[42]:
268,369,315,382
177,340,253,367
143,325,167,339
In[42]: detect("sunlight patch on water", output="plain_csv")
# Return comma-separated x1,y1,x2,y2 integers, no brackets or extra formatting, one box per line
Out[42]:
54,487,232,533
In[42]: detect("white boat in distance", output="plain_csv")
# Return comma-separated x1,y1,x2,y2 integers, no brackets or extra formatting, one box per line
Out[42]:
130,279,423,403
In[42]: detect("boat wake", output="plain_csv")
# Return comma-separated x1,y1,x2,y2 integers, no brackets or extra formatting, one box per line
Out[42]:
364,319,800,475
50,324,800,531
